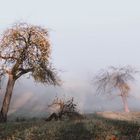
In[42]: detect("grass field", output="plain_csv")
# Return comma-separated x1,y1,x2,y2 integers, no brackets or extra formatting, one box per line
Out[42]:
0,113,140,140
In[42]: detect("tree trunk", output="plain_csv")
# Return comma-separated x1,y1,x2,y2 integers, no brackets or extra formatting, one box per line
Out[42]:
45,113,59,121
0,74,15,122
121,95,130,113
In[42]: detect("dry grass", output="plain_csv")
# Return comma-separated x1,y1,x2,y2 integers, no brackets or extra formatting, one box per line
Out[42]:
96,112,140,122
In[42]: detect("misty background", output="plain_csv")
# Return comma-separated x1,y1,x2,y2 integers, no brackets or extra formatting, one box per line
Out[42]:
0,0,140,117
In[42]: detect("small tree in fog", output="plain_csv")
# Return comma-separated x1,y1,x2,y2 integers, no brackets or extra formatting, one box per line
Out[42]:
46,97,83,121
0,23,60,122
94,66,138,113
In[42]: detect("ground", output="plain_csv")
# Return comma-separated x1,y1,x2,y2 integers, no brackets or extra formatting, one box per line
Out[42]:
96,111,140,122
0,112,140,140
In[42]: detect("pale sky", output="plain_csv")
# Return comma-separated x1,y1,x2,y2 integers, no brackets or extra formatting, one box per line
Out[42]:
0,0,140,114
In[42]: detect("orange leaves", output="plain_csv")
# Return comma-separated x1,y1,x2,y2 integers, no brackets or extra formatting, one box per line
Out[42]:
0,22,60,85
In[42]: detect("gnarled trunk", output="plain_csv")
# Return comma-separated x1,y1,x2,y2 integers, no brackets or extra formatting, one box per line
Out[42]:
121,95,130,113
0,74,15,122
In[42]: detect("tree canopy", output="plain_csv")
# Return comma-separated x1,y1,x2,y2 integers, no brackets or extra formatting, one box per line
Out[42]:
94,66,138,95
0,23,60,85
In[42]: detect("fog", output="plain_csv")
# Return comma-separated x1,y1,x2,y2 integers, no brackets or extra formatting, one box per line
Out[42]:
1,75,140,118
0,0,140,117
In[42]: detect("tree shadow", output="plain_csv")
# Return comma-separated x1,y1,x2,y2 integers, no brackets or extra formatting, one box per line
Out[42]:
57,121,92,140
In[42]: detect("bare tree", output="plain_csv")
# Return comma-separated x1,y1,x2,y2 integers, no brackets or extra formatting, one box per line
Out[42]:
94,66,138,113
45,97,84,121
0,23,60,122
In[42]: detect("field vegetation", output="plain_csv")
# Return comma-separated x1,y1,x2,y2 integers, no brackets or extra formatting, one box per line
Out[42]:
0,113,140,140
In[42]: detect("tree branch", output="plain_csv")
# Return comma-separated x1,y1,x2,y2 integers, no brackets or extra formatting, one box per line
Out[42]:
15,68,33,79
0,54,18,60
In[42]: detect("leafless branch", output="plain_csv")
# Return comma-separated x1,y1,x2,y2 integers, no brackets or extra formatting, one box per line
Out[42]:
94,66,138,95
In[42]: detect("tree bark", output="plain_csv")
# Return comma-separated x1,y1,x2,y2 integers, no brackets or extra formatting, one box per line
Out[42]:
0,74,15,122
121,95,130,113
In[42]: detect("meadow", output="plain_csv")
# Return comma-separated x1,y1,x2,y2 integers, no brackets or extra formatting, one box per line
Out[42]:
0,113,140,140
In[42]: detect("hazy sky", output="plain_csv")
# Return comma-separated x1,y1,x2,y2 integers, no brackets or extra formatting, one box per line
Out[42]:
0,0,140,114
